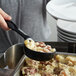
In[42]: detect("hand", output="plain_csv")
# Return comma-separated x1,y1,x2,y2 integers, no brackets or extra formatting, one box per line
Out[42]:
0,8,12,30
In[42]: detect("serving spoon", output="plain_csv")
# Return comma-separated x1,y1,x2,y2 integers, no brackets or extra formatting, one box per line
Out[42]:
6,20,56,61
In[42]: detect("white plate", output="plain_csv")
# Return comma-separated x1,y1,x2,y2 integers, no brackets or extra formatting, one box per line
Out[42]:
58,31,76,42
58,34,73,42
57,36,64,42
57,26,76,38
57,19,76,34
58,35,66,42
46,0,76,21
58,31,76,41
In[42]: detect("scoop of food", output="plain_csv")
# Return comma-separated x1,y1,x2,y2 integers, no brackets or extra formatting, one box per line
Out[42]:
21,55,76,76
6,20,56,61
24,39,56,53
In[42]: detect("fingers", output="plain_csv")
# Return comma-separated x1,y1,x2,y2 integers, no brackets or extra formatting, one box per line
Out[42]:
0,8,12,20
0,14,9,30
0,8,12,30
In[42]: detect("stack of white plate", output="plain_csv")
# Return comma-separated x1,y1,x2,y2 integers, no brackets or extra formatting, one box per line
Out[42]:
57,19,76,42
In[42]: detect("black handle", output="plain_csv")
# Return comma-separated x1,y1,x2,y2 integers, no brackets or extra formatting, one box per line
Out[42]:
6,20,30,40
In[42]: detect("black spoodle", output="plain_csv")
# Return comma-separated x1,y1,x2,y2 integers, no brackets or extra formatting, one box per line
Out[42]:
6,20,56,61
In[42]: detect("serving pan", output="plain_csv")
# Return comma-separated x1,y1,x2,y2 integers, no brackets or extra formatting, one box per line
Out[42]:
13,42,76,76
13,52,76,76
0,42,76,76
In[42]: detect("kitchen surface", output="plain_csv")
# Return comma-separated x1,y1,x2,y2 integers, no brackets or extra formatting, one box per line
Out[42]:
0,0,76,76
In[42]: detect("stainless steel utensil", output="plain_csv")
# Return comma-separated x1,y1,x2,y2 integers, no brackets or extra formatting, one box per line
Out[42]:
0,44,24,69
0,44,24,76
